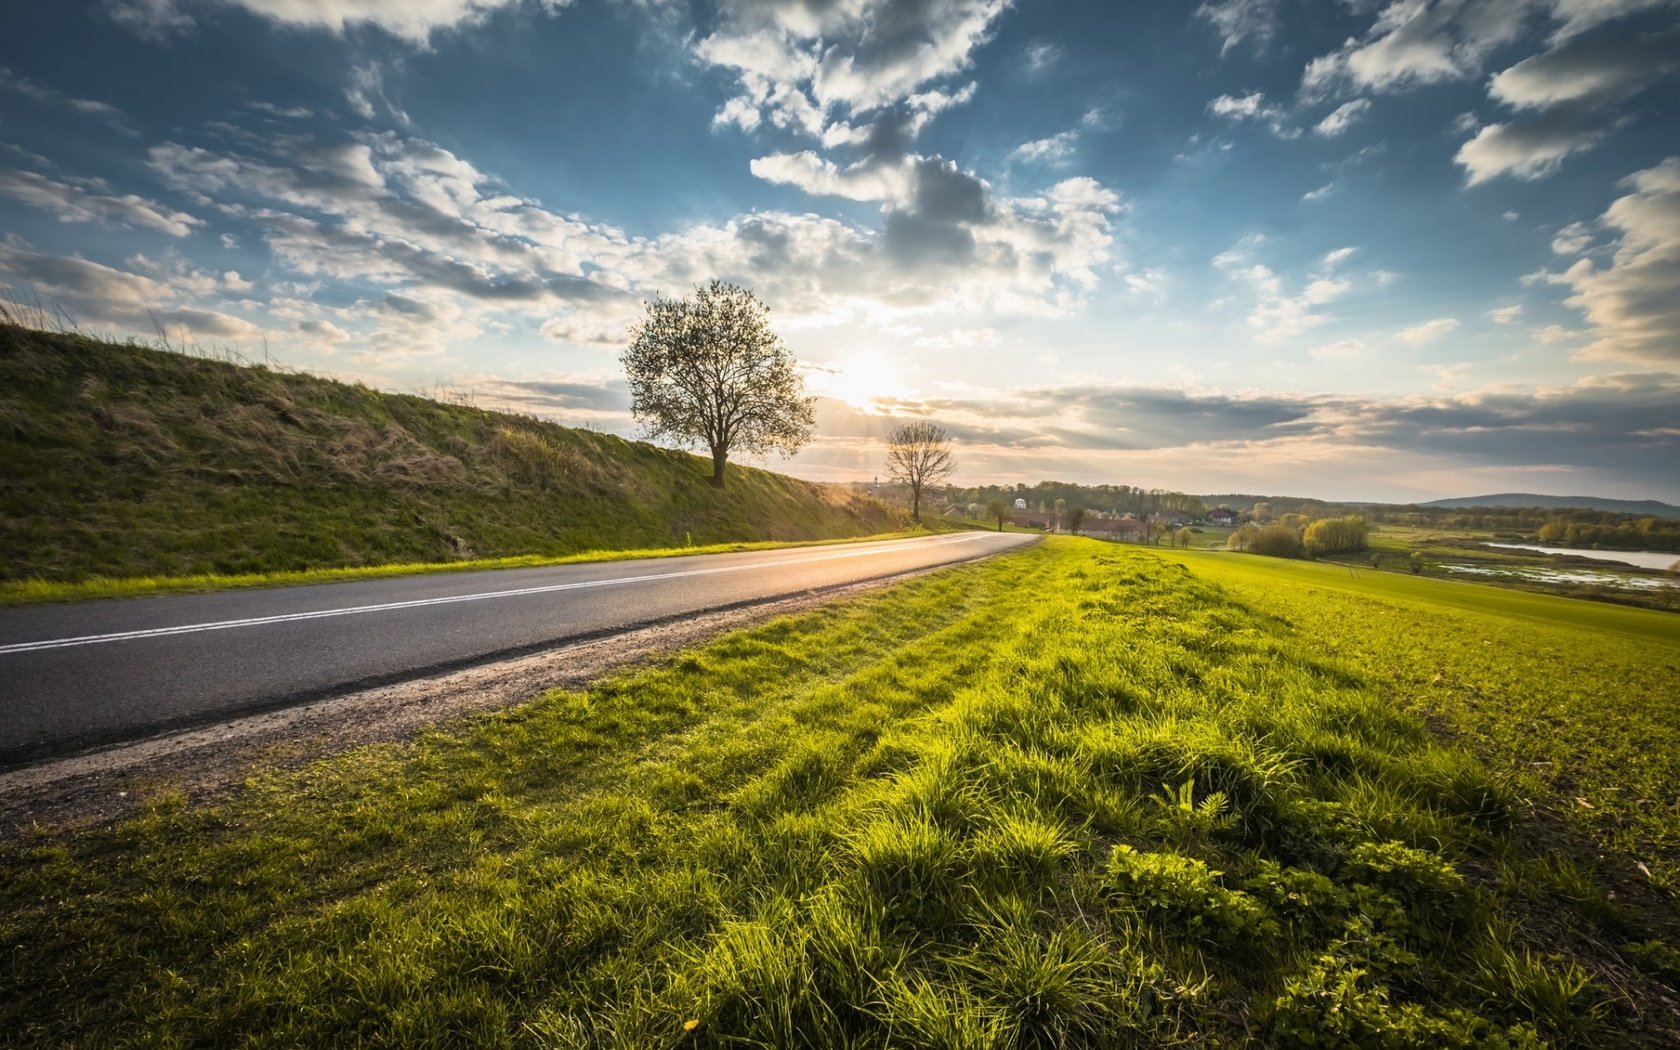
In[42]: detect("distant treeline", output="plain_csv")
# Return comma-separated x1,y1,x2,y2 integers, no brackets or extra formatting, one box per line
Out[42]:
943,481,1206,518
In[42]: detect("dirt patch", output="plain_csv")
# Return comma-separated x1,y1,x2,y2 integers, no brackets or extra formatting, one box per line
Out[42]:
0,566,947,834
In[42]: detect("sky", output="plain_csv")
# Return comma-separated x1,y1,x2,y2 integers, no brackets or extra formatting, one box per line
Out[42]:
1,0,1677,503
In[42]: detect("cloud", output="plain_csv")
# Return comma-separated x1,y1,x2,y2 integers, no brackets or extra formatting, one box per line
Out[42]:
1207,90,1299,137
0,67,134,134
1454,100,1608,183
817,373,1680,494
1214,236,1354,344
0,245,261,338
1395,317,1461,344
1309,338,1369,359
1302,182,1339,202
1542,156,1680,365
1196,0,1280,55
1301,0,1537,97
1489,303,1523,323
1489,28,1677,107
1012,130,1079,165
1551,220,1596,253
104,0,196,40
1021,40,1064,73
1322,246,1359,268
0,169,201,236
196,0,573,43
695,0,1008,134
1314,99,1372,136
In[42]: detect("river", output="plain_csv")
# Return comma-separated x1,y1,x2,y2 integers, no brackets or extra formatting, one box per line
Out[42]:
1484,543,1679,572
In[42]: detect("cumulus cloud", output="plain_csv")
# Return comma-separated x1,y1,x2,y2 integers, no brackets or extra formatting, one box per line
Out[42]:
1395,317,1461,344
0,169,201,236
1207,90,1299,137
1552,220,1596,253
1301,0,1537,97
1012,130,1080,165
1489,303,1523,323
696,0,1007,134
1542,156,1680,365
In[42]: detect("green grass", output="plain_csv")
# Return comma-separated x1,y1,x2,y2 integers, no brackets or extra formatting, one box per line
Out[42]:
1161,548,1680,890
0,324,905,588
6,538,1675,1046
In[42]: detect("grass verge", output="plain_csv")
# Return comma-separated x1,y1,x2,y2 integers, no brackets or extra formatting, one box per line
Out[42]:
4,538,1677,1046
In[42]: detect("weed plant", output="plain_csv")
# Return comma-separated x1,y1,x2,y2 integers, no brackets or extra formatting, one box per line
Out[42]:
6,540,1666,1045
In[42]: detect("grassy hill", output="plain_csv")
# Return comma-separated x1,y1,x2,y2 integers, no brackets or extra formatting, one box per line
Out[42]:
0,324,905,587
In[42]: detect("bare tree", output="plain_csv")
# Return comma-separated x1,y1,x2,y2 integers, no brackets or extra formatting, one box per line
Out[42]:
885,421,956,521
621,281,815,488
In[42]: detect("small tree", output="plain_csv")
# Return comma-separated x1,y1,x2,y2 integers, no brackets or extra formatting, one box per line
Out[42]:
985,496,1012,532
1175,526,1194,548
1065,505,1087,535
885,420,956,522
621,281,815,488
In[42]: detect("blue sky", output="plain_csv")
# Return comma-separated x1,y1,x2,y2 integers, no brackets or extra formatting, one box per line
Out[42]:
2,0,1677,502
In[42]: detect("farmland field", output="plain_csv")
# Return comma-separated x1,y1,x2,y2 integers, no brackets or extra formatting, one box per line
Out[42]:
4,538,1678,1046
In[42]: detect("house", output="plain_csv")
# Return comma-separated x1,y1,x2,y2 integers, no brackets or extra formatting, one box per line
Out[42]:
1151,510,1191,528
1207,508,1238,526
1013,498,1028,510
1010,511,1057,530
1078,517,1148,541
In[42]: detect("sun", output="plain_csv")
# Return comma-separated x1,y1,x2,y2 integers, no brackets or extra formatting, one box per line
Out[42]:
812,352,909,413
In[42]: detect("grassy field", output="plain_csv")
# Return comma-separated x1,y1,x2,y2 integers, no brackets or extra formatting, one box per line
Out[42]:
6,538,1678,1046
0,324,903,587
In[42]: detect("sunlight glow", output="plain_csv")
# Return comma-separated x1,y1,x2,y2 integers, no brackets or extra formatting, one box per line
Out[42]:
811,352,910,413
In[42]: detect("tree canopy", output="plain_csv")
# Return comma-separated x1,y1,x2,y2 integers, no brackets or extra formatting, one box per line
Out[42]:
621,281,814,487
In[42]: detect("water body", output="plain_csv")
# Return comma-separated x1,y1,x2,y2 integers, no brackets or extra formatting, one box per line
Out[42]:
1484,543,1679,572
1445,564,1673,591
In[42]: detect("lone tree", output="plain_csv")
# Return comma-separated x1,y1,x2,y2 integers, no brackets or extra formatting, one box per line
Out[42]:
985,496,1012,532
621,281,815,487
885,420,955,521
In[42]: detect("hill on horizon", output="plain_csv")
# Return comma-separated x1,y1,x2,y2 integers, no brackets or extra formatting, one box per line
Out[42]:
0,324,904,584
1421,493,1680,517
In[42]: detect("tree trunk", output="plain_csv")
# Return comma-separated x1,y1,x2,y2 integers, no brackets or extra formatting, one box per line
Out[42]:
911,484,921,521
710,446,727,488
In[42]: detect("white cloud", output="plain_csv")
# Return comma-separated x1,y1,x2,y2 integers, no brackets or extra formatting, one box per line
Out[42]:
695,0,1009,134
1543,156,1680,365
1551,220,1596,253
1302,182,1339,202
1301,0,1537,97
203,0,574,43
1489,30,1677,108
104,0,196,40
0,169,201,236
1214,236,1354,344
1314,98,1372,136
1022,40,1064,73
1207,90,1298,137
0,245,262,339
1309,338,1368,359
1395,317,1461,344
1196,0,1280,55
1012,130,1079,165
1454,103,1607,184
1489,303,1523,323
1322,246,1359,268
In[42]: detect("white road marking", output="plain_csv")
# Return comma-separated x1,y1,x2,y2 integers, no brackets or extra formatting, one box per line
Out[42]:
0,533,1004,655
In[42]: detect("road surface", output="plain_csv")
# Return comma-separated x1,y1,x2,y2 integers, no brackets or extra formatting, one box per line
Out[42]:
0,531,1036,766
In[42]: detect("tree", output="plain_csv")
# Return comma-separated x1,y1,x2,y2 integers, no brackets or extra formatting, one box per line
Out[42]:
1175,526,1194,548
621,281,815,488
985,496,1012,532
1065,505,1087,535
885,420,956,521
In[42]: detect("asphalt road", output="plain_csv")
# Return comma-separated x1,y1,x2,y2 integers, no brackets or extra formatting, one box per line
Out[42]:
0,531,1036,766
